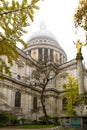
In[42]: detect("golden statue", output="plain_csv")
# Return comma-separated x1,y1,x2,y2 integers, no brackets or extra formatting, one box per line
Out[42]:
73,40,82,53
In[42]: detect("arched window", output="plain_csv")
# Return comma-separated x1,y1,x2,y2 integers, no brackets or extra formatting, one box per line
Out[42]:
33,96,37,111
62,97,67,110
15,92,21,107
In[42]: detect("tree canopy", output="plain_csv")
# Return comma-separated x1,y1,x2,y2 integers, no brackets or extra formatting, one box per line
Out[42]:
0,0,42,77
63,74,78,115
74,0,87,44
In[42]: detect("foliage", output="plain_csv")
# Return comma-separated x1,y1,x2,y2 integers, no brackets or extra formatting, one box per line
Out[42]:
20,118,31,125
63,74,78,115
39,115,52,124
52,117,59,124
0,123,5,127
0,112,18,125
0,0,42,77
74,0,87,30
39,115,51,121
74,0,87,44
20,118,26,125
75,93,87,106
74,93,87,114
39,116,59,124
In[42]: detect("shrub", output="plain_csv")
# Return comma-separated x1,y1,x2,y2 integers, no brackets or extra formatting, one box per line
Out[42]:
0,123,6,127
51,117,60,125
39,116,52,124
31,120,40,125
0,112,19,126
20,118,32,125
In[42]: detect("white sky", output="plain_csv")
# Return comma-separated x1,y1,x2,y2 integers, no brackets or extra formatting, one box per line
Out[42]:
21,0,87,65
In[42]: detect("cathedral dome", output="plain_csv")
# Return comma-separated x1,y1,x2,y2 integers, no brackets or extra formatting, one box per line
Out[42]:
28,30,57,43
24,22,67,64
27,21,60,49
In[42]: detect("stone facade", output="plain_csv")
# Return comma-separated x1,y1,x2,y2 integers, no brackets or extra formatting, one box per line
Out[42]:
0,26,87,120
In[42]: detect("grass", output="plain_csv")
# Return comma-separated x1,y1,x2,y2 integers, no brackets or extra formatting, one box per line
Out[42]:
1,124,57,129
21,124,56,129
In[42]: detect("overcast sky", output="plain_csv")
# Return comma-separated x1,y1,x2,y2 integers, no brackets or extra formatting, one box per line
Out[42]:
21,0,87,65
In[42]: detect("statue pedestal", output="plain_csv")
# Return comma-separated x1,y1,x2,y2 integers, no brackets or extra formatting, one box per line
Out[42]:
76,53,83,61
76,53,84,94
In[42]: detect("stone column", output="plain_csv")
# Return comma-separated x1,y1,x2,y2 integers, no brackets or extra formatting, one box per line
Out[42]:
76,53,84,94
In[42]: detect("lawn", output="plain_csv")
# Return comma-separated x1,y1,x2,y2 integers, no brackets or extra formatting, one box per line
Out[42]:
21,124,57,129
2,124,57,129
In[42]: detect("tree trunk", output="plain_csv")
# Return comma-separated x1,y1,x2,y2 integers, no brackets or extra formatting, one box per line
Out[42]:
41,86,49,124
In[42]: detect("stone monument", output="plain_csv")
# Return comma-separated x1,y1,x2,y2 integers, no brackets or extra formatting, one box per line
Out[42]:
74,40,84,94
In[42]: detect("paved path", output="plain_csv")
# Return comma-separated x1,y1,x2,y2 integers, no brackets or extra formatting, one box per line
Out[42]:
0,126,85,130
0,128,55,130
